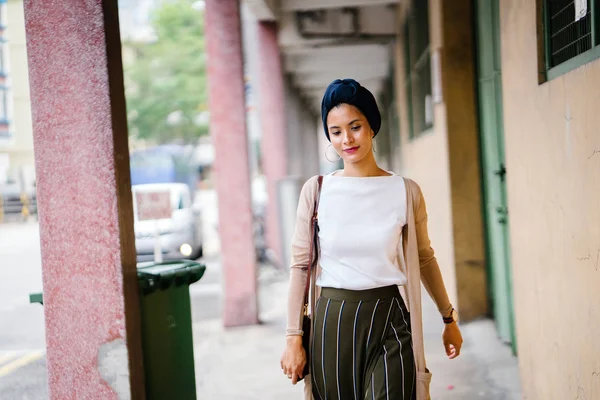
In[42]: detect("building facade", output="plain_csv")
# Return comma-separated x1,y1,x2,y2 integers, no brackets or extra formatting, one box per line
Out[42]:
1,0,36,217
499,1,600,398
391,0,600,398
0,0,11,179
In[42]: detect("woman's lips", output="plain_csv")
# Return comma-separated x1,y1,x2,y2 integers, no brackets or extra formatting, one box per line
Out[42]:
343,146,359,154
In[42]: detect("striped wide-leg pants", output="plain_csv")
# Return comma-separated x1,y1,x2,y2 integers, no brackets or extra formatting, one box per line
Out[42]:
310,285,416,400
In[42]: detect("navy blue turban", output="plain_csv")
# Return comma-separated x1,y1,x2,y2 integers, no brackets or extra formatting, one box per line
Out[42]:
321,78,381,141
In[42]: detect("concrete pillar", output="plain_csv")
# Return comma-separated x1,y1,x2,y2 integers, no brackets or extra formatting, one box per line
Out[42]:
205,0,258,326
285,81,320,180
257,22,287,263
439,0,488,321
23,1,144,398
301,108,320,178
285,81,303,178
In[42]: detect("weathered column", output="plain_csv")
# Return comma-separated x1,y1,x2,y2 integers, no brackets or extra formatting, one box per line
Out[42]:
205,0,258,326
440,0,488,321
257,21,287,263
23,1,144,399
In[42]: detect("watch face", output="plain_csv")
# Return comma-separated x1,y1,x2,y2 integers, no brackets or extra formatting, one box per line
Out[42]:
452,309,459,323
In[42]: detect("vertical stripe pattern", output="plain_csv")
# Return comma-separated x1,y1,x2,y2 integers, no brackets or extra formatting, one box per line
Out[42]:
383,345,389,400
336,300,345,400
352,300,363,400
310,285,415,400
322,298,331,400
312,297,324,400
395,297,416,398
366,299,380,352
371,374,375,399
391,324,405,399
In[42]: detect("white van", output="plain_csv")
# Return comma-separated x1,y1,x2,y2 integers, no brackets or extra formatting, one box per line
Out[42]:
132,183,203,262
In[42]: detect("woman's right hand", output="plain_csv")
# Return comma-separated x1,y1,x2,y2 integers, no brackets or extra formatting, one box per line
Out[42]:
280,335,306,385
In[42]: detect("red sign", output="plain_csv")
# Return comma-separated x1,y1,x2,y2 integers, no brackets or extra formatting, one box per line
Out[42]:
135,191,172,221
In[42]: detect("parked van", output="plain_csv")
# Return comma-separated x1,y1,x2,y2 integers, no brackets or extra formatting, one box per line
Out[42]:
132,183,203,262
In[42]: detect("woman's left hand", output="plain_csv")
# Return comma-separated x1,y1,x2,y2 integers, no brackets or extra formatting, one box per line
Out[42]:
442,323,463,359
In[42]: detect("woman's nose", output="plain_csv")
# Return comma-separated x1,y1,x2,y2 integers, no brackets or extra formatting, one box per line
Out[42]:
343,130,353,144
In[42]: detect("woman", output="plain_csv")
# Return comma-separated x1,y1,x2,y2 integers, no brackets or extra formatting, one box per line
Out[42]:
280,79,463,400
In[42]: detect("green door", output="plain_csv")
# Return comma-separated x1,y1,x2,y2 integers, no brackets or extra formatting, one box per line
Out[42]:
475,0,517,353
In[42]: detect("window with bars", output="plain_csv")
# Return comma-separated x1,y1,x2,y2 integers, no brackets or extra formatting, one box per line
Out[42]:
543,0,600,79
404,0,433,139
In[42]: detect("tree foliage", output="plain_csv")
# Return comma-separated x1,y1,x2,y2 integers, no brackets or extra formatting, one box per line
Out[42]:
124,0,208,144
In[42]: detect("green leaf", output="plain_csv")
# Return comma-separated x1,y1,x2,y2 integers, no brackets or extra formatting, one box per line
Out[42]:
123,0,208,144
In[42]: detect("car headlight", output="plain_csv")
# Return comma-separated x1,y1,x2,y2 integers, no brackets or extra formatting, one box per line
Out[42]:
180,243,193,257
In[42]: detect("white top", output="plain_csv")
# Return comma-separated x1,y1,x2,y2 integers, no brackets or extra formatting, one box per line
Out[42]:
316,171,408,290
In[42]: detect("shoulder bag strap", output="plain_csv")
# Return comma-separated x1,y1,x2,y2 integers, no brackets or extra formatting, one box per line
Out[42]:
302,176,323,313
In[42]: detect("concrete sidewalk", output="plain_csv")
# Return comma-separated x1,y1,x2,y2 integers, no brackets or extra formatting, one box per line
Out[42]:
421,292,521,399
192,273,522,399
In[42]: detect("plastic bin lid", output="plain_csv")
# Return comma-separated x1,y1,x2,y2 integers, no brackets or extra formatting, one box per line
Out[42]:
137,260,206,295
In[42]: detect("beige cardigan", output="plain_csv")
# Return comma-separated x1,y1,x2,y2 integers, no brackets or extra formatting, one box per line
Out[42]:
286,175,452,400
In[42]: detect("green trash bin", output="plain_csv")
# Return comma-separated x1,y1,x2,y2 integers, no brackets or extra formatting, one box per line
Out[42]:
137,260,205,400
30,260,205,400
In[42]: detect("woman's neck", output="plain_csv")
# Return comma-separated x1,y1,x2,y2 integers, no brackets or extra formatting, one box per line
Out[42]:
340,158,386,177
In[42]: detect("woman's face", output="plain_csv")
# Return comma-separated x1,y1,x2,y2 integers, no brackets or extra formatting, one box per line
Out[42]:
326,103,374,164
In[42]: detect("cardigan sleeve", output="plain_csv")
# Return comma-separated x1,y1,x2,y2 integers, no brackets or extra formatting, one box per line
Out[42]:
412,182,453,316
286,176,318,336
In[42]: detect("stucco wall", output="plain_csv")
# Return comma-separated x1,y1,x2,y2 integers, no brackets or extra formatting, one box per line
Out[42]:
500,1,600,398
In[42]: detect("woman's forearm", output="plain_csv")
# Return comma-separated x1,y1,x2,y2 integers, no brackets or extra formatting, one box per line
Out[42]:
420,255,452,315
285,176,319,335
286,265,308,335
414,183,453,315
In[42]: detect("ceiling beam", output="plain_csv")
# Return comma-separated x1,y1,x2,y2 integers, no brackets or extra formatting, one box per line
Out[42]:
304,78,384,99
293,72,385,90
281,0,398,12
284,43,389,57
284,46,389,72
291,63,389,87
286,58,389,74
283,44,390,76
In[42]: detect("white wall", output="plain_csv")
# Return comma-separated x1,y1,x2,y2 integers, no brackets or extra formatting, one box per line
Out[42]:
3,0,35,192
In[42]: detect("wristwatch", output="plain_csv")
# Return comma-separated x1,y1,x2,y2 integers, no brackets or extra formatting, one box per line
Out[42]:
443,308,458,324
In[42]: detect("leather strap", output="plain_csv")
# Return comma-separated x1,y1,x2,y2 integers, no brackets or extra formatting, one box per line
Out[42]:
302,176,323,314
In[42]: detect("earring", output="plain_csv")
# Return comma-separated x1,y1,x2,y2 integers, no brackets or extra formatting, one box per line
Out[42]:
325,144,341,162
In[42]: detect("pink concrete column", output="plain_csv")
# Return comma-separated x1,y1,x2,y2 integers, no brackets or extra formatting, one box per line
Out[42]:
205,0,258,327
257,21,287,264
23,2,144,399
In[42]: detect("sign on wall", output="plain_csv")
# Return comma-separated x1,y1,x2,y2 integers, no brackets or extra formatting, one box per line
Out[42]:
575,0,587,22
135,191,171,221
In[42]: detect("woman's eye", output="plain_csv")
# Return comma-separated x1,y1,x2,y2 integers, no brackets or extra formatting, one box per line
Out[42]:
331,131,341,136
351,125,361,131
